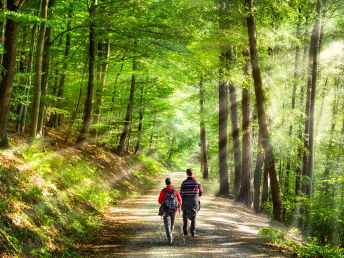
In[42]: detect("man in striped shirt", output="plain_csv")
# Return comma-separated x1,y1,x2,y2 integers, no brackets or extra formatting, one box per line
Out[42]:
180,168,203,237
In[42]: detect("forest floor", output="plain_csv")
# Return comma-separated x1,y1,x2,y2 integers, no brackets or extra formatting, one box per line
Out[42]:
79,171,289,257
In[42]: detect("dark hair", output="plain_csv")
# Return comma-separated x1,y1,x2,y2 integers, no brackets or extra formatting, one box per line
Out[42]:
165,178,171,185
186,168,193,176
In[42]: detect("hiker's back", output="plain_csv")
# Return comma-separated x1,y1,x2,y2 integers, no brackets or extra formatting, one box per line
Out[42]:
180,177,202,210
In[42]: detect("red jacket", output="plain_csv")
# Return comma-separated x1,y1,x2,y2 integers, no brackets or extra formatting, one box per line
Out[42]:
158,185,182,213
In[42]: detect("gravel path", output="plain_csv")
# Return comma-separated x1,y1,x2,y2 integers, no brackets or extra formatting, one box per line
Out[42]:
81,171,287,257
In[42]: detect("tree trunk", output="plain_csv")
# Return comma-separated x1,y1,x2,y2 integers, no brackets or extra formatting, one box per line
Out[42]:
125,118,133,153
91,39,110,142
254,131,264,212
0,0,24,148
229,82,241,196
76,0,97,146
134,86,144,155
30,0,48,139
199,78,209,179
218,59,229,196
37,25,52,137
111,55,125,110
261,155,269,209
56,8,72,126
17,24,36,134
238,50,253,206
116,53,137,154
285,11,301,194
245,0,283,221
302,0,321,196
0,0,6,65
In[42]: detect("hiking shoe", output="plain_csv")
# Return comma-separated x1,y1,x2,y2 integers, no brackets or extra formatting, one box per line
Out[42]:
183,230,188,235
191,231,195,237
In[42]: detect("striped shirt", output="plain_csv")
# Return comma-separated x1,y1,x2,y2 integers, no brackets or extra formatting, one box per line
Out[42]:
180,177,203,198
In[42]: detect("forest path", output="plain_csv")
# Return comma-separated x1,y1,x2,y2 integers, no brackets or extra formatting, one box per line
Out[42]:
80,171,287,257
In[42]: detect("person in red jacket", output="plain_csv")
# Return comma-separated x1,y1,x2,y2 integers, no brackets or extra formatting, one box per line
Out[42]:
158,178,182,244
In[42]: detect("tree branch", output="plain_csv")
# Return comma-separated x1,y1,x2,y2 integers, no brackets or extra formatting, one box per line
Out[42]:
17,0,25,9
50,25,88,45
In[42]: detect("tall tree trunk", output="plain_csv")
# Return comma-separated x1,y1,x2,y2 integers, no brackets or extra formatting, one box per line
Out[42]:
245,0,283,221
219,59,229,196
295,44,309,196
134,86,144,155
302,0,321,196
285,10,301,194
229,82,241,196
56,8,72,126
111,55,125,110
76,0,97,146
31,0,49,139
254,131,264,212
0,0,25,148
0,0,6,65
238,50,253,206
37,25,52,137
261,155,269,209
125,118,133,152
91,39,110,142
199,78,209,179
17,23,36,133
116,54,137,154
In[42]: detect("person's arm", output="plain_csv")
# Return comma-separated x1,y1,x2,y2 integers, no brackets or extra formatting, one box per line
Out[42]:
199,183,203,197
175,190,182,206
158,189,166,204
180,182,184,198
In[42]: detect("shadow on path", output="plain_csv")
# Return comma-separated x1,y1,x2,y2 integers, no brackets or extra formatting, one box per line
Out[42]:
80,172,287,257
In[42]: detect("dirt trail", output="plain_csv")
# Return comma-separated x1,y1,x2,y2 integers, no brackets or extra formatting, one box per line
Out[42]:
81,172,287,257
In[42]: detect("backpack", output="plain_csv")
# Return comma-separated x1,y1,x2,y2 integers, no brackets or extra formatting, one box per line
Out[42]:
163,188,178,212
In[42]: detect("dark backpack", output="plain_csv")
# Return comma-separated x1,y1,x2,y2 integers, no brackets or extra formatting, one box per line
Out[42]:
163,188,178,212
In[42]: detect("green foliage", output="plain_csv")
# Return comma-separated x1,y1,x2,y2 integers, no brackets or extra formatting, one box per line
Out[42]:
0,140,166,256
259,227,344,257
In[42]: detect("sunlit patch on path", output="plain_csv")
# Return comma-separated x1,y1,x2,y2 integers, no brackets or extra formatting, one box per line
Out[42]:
80,172,286,257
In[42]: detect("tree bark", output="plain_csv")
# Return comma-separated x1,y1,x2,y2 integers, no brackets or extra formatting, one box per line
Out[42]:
199,78,209,179
116,53,137,154
56,7,72,126
261,154,269,209
76,0,97,146
218,60,229,196
0,0,24,148
31,0,49,139
238,50,253,206
302,0,321,196
17,24,37,134
111,55,125,110
0,0,6,65
91,39,110,142
254,131,264,212
229,82,241,196
134,86,144,155
37,25,52,137
245,0,283,221
285,10,301,194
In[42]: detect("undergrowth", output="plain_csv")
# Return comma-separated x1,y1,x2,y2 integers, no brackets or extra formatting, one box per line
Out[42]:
259,227,344,257
0,141,165,257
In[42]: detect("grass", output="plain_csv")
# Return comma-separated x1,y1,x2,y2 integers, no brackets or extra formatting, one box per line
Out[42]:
0,140,167,257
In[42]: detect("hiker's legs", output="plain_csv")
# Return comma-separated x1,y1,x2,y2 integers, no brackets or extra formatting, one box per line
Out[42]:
182,210,188,234
170,213,175,232
163,213,173,243
190,213,196,236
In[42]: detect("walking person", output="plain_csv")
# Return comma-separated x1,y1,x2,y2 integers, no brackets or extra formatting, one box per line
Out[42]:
180,168,203,237
158,178,182,244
